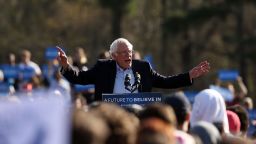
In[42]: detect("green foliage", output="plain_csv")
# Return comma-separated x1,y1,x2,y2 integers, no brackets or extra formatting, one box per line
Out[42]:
1,0,256,95
164,5,229,34
98,0,132,13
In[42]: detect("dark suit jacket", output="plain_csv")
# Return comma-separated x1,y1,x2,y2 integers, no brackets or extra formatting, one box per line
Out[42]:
62,59,192,101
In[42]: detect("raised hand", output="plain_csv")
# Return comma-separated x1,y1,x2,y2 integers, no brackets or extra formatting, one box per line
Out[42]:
189,61,210,80
56,46,69,68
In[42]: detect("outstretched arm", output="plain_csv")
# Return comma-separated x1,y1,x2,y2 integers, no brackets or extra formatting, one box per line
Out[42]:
189,61,210,81
236,76,248,96
56,46,69,69
56,46,96,85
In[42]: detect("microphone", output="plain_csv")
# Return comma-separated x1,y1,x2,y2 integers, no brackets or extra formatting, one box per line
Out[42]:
124,74,132,92
134,72,141,86
131,72,141,93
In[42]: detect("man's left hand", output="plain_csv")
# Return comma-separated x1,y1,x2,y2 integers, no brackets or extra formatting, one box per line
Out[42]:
189,61,210,80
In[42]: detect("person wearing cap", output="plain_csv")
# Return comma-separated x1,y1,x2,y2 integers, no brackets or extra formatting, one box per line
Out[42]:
163,92,191,132
226,110,241,135
163,92,196,144
227,105,249,137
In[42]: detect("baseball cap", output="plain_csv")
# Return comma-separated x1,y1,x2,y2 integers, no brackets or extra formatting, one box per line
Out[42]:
226,110,241,134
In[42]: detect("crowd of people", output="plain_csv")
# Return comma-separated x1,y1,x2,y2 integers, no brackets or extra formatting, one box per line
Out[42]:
0,40,255,144
71,88,256,144
0,48,109,101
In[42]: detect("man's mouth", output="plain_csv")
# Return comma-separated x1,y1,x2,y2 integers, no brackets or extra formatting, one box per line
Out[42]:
125,59,131,63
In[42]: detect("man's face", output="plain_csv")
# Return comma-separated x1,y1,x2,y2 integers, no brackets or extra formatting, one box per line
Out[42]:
112,43,133,69
21,51,31,64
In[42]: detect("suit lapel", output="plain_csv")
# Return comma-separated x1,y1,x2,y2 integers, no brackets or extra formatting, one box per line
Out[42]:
108,60,117,93
132,60,142,92
132,60,137,79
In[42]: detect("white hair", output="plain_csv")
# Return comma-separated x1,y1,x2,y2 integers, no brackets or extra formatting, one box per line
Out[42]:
109,38,133,55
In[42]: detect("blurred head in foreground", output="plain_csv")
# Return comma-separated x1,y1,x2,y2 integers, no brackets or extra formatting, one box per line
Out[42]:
72,109,109,144
137,103,177,144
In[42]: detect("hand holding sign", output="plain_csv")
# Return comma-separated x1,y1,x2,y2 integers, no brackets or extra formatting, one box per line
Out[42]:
218,70,239,81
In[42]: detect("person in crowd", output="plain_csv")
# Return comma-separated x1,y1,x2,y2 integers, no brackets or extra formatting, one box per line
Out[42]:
227,110,241,135
72,109,109,144
98,50,111,59
190,121,222,144
163,92,191,132
89,102,139,144
73,94,88,110
163,93,196,144
57,38,210,101
124,104,143,117
17,49,42,92
137,103,177,144
48,70,71,101
71,47,95,104
0,70,14,95
0,70,3,82
7,53,16,66
41,57,59,88
19,49,42,76
132,50,142,60
72,47,89,71
240,97,255,138
233,76,248,104
0,53,19,89
190,89,229,134
242,97,254,110
216,76,248,106
227,104,249,138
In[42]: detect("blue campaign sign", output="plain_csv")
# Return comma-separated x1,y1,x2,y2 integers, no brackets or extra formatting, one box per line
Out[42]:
41,64,58,79
218,69,239,81
248,109,256,120
0,82,10,96
209,85,234,102
19,66,36,81
45,47,59,60
74,84,95,92
0,64,19,79
41,64,50,78
184,91,198,104
102,92,162,106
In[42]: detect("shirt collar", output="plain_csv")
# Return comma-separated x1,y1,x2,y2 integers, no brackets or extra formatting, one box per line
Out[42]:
116,63,132,72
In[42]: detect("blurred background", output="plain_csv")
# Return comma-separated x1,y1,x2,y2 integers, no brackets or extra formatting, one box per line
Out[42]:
0,0,256,97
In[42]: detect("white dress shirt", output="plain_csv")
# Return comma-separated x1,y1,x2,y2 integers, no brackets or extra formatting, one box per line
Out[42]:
113,64,138,94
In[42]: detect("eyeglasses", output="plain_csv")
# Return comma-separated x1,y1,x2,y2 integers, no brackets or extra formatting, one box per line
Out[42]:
116,50,133,56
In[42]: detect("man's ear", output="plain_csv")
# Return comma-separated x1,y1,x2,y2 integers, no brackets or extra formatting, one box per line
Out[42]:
111,53,117,60
185,113,190,121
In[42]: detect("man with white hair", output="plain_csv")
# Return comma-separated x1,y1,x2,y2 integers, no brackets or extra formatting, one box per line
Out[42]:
57,38,210,101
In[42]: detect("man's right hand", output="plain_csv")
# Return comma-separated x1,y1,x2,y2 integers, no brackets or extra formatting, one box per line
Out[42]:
56,46,69,69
